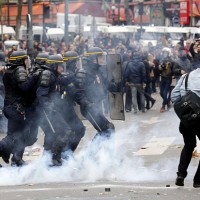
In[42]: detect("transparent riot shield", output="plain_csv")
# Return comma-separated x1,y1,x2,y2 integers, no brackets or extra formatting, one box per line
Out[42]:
106,54,125,120
76,56,83,70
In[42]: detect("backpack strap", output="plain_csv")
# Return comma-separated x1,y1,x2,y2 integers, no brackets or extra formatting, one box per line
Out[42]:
184,73,190,90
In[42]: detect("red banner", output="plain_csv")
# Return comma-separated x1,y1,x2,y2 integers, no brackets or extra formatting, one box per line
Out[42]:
180,1,189,25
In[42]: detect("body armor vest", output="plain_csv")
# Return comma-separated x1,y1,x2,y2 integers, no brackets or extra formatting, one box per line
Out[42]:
3,67,25,106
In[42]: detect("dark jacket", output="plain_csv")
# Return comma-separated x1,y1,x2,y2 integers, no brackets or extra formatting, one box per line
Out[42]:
124,56,146,84
173,57,191,78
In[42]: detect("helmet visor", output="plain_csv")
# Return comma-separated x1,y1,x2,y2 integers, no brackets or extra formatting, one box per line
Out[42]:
57,62,66,74
162,51,169,58
97,53,107,66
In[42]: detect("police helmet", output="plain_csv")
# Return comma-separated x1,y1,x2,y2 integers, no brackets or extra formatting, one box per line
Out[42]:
35,53,49,65
85,47,106,66
46,54,64,70
85,47,105,60
161,47,172,58
63,51,79,61
63,51,79,69
9,50,28,65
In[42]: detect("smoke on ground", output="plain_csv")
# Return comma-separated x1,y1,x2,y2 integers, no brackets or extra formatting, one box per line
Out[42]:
0,121,180,186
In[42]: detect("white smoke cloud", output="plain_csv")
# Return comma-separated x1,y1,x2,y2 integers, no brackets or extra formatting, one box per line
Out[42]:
0,118,181,186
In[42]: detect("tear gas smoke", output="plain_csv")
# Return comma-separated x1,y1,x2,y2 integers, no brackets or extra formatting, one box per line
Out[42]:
0,114,182,186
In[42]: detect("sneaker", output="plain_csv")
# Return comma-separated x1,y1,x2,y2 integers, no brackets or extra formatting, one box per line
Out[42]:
175,176,184,186
193,182,200,188
146,105,150,110
160,106,165,113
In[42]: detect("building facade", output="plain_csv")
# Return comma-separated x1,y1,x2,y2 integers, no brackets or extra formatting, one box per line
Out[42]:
0,0,200,27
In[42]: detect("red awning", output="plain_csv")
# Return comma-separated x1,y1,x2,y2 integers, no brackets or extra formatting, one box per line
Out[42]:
2,2,105,26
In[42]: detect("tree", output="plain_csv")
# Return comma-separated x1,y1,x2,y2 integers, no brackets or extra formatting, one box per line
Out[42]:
124,0,132,25
16,0,23,40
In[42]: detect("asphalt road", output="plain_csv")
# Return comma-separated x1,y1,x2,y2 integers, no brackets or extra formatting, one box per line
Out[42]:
0,92,200,200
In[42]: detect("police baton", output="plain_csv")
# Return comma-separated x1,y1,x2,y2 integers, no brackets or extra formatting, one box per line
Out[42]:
87,111,102,132
43,110,56,134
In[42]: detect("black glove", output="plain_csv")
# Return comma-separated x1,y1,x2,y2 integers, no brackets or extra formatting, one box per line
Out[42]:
109,79,122,92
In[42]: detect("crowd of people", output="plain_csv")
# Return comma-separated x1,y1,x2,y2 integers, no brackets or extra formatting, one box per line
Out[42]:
0,32,200,187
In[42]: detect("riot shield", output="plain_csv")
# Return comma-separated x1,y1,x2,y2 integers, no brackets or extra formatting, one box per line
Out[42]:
106,54,125,120
76,56,83,70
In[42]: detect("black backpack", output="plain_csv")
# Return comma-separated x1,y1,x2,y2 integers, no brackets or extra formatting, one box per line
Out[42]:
174,73,200,128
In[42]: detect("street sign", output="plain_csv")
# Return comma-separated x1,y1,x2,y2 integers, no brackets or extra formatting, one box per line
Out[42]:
172,16,179,24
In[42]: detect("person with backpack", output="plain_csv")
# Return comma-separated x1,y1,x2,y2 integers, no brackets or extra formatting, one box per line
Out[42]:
171,68,200,188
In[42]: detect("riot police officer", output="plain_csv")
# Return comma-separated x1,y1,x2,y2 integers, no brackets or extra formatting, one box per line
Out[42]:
70,47,115,139
36,54,75,166
59,51,85,155
0,50,37,166
23,53,50,150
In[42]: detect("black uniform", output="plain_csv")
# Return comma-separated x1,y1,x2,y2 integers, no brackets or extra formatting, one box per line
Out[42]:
0,50,37,166
69,47,115,139
36,54,75,166
59,51,85,154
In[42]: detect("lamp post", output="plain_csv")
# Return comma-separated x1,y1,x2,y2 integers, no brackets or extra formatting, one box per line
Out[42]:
111,5,116,25
27,0,33,59
64,0,69,46
118,0,120,25
190,0,193,26
7,0,10,26
138,0,144,33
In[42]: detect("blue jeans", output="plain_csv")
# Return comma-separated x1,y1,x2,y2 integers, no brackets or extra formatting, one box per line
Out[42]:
130,84,145,112
160,78,172,106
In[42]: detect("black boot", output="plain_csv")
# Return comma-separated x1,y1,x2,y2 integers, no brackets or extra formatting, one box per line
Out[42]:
51,153,62,166
175,176,184,186
11,152,26,167
0,141,11,164
11,158,26,167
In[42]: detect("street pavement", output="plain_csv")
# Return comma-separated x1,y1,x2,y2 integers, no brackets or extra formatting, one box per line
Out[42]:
0,92,200,200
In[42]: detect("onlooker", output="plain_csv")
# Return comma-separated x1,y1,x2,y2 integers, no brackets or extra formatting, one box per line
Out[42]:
7,44,17,58
171,68,200,188
124,46,146,113
159,47,174,112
